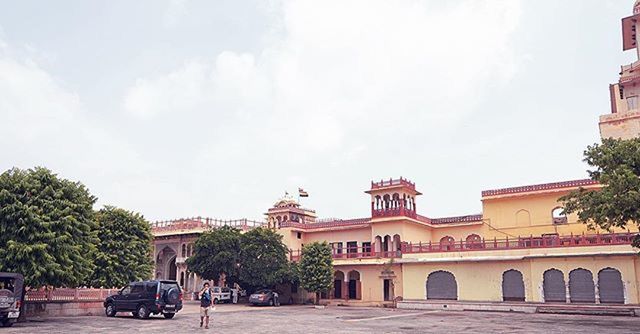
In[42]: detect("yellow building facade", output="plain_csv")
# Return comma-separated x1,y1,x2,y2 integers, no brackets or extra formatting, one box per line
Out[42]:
268,178,639,306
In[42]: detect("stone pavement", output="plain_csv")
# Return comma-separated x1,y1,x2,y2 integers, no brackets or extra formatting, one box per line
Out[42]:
5,301,640,333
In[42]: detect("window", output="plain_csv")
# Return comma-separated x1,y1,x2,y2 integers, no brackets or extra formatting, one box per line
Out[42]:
131,283,144,294
0,278,15,292
552,207,567,224
145,282,157,294
121,286,131,295
297,232,302,239
335,242,343,254
362,242,372,254
627,96,638,110
347,241,358,258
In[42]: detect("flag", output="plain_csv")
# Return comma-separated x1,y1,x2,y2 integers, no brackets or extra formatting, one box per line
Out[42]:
298,188,309,197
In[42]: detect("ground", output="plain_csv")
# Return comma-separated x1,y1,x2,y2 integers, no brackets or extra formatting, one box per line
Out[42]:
6,302,640,333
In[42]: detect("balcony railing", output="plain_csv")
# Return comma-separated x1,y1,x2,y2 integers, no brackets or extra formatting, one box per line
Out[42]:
287,233,637,262
371,177,416,190
402,232,637,254
371,207,417,219
25,288,120,302
288,246,401,262
151,217,264,232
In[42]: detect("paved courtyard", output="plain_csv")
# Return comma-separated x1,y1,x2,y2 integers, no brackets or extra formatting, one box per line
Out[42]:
6,302,640,333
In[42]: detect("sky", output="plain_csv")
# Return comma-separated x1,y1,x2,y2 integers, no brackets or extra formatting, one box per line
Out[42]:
0,0,636,222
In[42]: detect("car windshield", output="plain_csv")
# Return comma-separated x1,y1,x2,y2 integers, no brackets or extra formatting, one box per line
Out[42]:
160,282,179,292
0,278,15,292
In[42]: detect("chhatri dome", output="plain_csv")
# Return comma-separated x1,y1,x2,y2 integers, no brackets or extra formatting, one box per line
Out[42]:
272,193,299,208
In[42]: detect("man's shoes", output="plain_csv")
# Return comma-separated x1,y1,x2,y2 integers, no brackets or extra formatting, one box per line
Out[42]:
200,320,203,328
205,325,209,329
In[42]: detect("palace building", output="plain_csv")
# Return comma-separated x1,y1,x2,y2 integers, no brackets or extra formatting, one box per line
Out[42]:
152,1,640,308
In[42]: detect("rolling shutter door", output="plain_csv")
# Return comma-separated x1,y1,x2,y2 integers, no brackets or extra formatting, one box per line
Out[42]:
426,271,457,300
502,270,525,301
598,268,624,304
569,269,595,303
543,269,566,303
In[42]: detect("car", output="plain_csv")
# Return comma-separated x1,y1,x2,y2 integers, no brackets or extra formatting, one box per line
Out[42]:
211,286,230,304
249,289,280,306
0,272,24,327
104,280,183,319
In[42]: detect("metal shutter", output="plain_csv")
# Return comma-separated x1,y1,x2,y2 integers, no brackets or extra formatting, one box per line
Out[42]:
598,268,624,304
569,269,595,303
426,271,457,300
543,269,566,302
502,269,525,301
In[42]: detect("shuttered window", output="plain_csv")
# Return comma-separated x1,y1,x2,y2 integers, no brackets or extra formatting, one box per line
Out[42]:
569,269,595,303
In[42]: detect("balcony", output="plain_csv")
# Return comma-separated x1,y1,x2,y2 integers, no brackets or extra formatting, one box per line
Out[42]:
371,177,416,190
371,207,417,219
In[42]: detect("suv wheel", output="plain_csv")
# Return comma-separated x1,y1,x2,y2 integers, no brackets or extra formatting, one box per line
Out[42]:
136,304,150,319
1,319,13,327
163,313,175,319
105,303,117,317
213,298,218,305
268,298,274,306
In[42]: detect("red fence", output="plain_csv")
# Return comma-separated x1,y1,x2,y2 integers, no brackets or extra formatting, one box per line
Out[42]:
25,288,120,303
288,232,637,261
402,232,637,254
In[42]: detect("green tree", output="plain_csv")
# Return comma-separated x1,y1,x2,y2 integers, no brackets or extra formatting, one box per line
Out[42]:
298,241,333,304
560,138,640,247
88,206,154,288
186,226,241,284
0,167,97,287
238,227,289,291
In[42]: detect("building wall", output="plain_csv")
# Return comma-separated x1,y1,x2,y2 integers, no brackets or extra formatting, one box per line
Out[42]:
401,255,638,304
334,263,403,303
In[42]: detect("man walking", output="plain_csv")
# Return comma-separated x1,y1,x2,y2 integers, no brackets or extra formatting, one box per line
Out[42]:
199,282,213,329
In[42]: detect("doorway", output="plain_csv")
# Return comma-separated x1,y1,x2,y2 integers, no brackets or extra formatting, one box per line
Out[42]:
383,279,393,301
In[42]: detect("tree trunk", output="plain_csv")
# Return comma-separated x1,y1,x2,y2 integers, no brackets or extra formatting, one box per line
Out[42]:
315,291,319,305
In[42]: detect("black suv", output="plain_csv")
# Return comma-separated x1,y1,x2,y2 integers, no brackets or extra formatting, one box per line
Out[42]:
104,280,182,319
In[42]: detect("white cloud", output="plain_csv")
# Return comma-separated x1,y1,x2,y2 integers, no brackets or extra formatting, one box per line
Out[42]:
163,0,189,28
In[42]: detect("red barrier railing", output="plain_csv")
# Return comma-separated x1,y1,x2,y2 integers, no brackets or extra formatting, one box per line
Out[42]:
288,246,401,262
402,232,637,254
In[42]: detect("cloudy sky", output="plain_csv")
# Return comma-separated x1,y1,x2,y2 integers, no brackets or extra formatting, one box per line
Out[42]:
0,0,636,222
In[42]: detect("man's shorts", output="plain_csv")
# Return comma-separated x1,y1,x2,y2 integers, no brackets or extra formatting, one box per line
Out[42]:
200,306,211,317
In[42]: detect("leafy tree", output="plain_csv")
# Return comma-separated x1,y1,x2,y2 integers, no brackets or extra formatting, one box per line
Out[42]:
238,227,289,291
186,226,241,285
0,167,97,287
560,138,640,248
88,206,154,288
298,241,333,304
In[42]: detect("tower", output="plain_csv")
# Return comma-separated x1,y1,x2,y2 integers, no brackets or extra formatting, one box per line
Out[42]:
599,0,640,139
265,193,316,229
365,177,422,219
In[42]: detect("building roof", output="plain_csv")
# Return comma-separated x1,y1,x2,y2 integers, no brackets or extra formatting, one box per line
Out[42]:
481,179,599,198
280,218,370,230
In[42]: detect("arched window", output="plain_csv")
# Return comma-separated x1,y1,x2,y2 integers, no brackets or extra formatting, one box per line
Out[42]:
181,244,186,257
439,236,455,251
465,234,482,249
348,270,361,300
552,207,567,224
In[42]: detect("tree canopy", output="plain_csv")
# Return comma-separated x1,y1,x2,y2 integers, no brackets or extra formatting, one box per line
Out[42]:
88,206,154,288
186,225,242,284
561,138,640,247
0,167,98,287
299,241,333,304
238,227,290,291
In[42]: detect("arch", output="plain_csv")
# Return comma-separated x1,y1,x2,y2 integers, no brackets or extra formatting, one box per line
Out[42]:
552,207,567,224
502,269,525,301
383,194,391,210
598,268,625,304
181,244,186,257
465,234,482,249
439,236,455,251
333,271,345,299
426,271,457,300
383,235,391,252
283,215,288,222
167,256,177,281
392,234,401,252
515,209,531,227
569,268,595,303
156,246,177,280
543,269,566,302
348,270,361,300
374,235,382,253
392,193,400,209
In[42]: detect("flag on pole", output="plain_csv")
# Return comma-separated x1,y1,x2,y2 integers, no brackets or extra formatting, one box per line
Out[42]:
298,188,309,197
